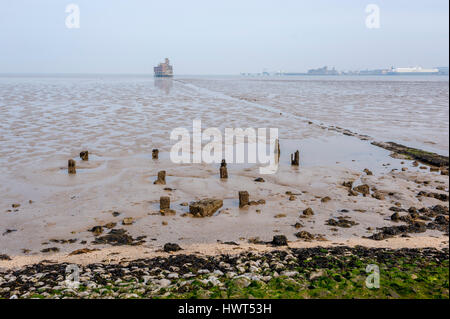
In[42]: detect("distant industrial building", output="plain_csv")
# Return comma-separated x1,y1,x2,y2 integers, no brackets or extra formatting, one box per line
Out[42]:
307,66,339,75
154,58,173,77
387,66,439,75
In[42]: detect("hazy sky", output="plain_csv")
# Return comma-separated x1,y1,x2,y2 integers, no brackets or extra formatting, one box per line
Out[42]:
0,0,448,74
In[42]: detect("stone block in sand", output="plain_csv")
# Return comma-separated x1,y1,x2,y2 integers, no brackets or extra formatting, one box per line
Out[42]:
189,199,223,217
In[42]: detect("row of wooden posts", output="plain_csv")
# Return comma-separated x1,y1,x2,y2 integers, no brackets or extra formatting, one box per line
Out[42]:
67,142,300,175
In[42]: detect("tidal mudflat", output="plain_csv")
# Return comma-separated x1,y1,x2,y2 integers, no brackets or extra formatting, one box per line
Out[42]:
0,75,448,298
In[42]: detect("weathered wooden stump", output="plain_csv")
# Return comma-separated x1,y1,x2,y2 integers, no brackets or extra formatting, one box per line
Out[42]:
291,150,299,166
68,159,76,174
275,139,280,161
79,151,89,161
152,149,159,159
160,196,170,210
220,159,228,179
239,191,249,208
154,170,166,185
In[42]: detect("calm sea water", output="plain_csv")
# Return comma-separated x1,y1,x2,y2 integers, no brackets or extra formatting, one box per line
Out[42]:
0,74,448,167
183,75,449,155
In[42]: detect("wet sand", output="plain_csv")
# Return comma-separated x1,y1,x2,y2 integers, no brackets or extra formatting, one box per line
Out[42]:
0,75,448,267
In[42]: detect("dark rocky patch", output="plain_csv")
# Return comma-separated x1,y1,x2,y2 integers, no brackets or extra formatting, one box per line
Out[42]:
326,216,358,228
271,235,288,246
163,243,182,252
92,229,146,246
372,141,449,168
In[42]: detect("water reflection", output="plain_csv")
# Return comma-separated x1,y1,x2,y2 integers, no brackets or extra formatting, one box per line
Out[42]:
154,78,173,94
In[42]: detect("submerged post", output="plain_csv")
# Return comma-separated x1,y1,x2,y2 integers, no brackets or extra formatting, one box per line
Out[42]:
239,191,249,208
154,170,166,185
275,139,280,162
160,196,170,210
80,151,89,161
152,149,159,160
220,159,228,179
291,150,299,166
68,159,76,174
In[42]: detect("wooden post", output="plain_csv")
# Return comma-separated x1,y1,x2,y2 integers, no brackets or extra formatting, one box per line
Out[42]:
152,149,159,159
291,150,299,166
80,151,89,161
220,159,228,179
154,170,166,185
239,191,249,208
160,196,170,210
68,159,76,174
275,139,280,161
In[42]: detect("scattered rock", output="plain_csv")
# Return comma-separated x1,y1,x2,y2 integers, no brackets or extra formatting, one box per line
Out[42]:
363,168,373,175
342,181,353,188
372,191,385,200
0,254,11,260
164,243,182,252
302,207,314,216
417,191,448,202
104,222,116,229
69,248,99,256
90,226,103,236
391,212,400,222
321,196,331,203
294,231,315,241
293,222,303,229
41,247,60,253
122,217,134,225
2,229,17,236
271,235,288,246
326,216,358,228
92,229,145,246
254,177,265,182
353,184,370,196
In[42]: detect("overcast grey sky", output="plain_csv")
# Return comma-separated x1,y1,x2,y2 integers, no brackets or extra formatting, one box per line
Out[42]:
0,0,448,74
